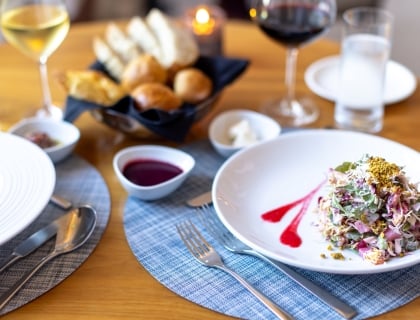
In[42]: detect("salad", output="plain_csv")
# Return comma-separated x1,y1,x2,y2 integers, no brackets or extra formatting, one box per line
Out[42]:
317,155,420,265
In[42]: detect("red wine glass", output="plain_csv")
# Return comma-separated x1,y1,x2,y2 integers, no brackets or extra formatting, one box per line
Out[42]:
251,0,336,126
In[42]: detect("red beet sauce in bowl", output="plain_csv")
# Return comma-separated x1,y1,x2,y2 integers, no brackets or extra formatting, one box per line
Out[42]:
113,145,195,201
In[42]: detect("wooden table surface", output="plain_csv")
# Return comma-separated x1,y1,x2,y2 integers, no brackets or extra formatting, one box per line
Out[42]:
0,19,419,320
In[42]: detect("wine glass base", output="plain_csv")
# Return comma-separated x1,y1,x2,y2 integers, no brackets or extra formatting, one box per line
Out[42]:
36,105,63,121
261,98,319,127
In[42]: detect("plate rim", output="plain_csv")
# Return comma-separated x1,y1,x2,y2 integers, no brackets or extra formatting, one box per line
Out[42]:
212,129,420,274
304,55,417,105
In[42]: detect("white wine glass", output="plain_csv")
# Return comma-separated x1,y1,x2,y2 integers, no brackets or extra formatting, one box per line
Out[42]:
251,0,336,126
0,0,70,120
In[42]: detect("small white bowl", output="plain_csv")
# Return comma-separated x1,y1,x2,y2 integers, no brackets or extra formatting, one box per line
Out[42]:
8,117,80,164
209,109,281,158
113,145,195,201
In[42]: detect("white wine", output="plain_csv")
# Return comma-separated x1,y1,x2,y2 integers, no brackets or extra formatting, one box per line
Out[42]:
1,4,69,62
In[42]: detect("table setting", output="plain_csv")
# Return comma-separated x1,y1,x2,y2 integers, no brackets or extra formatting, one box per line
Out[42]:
122,133,420,320
0,0,419,319
0,102,109,316
0,151,111,316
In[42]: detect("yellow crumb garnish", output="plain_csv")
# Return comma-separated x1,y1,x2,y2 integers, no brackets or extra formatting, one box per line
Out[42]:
320,253,327,259
371,221,387,235
330,252,345,260
367,156,401,191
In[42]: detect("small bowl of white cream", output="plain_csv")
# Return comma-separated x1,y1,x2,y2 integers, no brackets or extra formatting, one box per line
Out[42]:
209,109,281,158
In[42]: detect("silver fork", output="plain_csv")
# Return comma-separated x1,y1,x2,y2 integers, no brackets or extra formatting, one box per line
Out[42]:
198,205,358,320
176,220,294,320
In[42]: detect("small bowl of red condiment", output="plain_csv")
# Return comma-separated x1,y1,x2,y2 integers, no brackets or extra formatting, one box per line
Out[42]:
8,117,80,164
113,145,195,200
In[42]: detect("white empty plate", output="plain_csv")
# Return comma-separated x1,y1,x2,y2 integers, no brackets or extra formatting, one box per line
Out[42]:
212,130,420,274
0,133,56,245
304,55,417,105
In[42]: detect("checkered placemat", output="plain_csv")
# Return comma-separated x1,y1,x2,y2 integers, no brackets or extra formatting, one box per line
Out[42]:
0,155,111,315
124,138,420,320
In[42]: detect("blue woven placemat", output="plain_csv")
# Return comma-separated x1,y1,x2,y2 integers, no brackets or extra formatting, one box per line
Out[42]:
0,155,111,315
124,138,420,320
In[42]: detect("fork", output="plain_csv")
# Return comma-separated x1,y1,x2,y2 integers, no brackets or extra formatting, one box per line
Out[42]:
198,205,358,320
176,220,294,320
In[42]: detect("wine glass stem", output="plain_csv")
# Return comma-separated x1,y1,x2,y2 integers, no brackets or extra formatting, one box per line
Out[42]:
38,59,53,116
285,47,298,104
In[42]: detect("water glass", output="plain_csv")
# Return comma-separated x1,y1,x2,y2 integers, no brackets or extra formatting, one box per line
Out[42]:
334,7,393,133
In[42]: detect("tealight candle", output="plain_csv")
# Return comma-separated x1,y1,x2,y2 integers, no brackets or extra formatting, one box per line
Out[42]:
184,5,226,56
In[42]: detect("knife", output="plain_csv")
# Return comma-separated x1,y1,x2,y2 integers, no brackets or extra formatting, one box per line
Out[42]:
50,194,72,210
186,191,212,207
0,212,70,273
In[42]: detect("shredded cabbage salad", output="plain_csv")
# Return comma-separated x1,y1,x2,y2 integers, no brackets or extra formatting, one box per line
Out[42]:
317,155,420,265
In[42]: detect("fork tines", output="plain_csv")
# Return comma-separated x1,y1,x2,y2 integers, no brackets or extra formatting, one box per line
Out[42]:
197,205,229,243
176,220,211,258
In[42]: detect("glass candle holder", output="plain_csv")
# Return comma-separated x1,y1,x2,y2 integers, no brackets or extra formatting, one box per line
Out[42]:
184,5,226,56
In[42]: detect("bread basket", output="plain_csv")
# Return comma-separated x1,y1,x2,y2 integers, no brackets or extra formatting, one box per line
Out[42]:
89,93,220,139
64,56,249,141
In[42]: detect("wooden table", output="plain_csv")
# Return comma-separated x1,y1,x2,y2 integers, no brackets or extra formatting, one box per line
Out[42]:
0,19,419,320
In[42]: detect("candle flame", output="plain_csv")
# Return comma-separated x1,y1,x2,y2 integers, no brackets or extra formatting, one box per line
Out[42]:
192,6,215,35
249,8,256,19
196,8,210,24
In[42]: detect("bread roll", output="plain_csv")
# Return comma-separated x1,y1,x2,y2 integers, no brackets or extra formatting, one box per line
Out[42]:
131,83,182,111
105,23,141,63
126,16,162,63
92,36,125,80
121,54,167,92
173,68,213,104
145,9,199,70
94,9,199,81
59,70,125,106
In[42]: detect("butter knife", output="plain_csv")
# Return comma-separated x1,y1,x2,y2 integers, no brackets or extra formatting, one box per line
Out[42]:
186,191,212,207
0,214,65,273
50,194,72,210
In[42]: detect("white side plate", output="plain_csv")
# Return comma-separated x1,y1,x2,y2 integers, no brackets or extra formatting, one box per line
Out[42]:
304,55,417,104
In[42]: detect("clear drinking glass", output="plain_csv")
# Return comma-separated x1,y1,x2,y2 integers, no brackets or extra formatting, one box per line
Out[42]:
0,0,70,120
334,7,393,133
251,0,336,126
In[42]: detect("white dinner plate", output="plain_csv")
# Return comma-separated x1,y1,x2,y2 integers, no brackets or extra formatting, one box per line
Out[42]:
212,130,420,274
304,55,417,105
0,133,56,245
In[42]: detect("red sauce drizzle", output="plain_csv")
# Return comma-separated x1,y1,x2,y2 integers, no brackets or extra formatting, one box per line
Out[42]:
261,181,325,248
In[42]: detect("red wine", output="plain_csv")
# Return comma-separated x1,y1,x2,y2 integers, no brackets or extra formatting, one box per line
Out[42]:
257,4,332,47
123,159,183,186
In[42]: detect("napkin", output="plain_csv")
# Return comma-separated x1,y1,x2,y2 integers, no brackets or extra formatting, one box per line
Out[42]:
63,56,249,142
